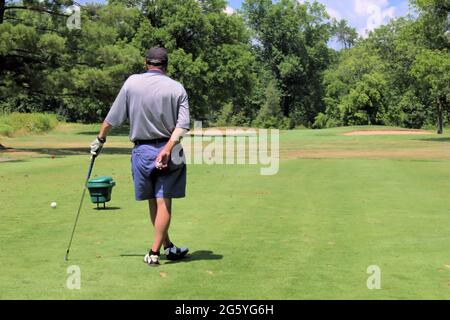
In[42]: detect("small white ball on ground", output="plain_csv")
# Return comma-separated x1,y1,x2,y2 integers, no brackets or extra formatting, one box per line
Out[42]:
51,202,57,209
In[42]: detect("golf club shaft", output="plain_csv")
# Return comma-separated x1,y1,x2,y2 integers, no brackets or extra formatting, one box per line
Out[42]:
65,155,96,261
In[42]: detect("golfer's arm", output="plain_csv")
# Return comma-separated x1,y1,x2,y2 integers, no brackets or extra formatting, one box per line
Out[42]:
164,128,187,151
98,121,113,140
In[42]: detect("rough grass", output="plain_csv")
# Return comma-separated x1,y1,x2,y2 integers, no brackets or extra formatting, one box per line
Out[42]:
1,124,450,299
0,113,58,137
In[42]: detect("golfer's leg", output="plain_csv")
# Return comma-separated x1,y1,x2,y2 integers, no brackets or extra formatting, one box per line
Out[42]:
151,198,172,253
148,199,171,248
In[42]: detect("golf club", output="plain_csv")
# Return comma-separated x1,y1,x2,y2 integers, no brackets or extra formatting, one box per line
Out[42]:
64,154,97,261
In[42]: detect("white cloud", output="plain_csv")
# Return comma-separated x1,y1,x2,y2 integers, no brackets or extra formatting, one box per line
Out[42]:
327,7,342,21
295,1,411,41
354,0,389,16
224,6,236,15
354,0,396,36
307,0,407,38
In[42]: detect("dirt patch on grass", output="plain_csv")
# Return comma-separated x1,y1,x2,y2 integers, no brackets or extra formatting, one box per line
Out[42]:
1,149,43,157
343,130,432,136
187,128,258,137
283,149,450,160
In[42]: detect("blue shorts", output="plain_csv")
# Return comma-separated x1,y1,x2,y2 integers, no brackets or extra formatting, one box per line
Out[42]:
131,143,187,201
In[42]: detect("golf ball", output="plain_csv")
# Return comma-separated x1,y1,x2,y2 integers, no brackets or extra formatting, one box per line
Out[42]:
51,202,57,208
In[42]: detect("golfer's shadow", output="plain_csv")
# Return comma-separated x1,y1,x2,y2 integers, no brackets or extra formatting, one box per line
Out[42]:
92,206,121,211
164,250,223,264
120,250,223,263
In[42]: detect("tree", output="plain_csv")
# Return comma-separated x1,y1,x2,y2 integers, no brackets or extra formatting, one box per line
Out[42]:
127,0,257,121
3,0,446,131
0,0,257,123
242,0,332,127
341,72,387,125
410,0,449,50
253,80,285,128
332,19,358,49
412,49,450,134
397,90,426,129
319,44,389,127
1,0,5,24
0,0,70,24
0,2,144,121
320,3,449,131
363,18,425,128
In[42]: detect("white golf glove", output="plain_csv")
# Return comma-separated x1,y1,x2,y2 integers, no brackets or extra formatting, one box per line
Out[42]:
90,137,105,156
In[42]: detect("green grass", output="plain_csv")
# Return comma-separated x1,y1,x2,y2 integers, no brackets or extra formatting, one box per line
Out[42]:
1,124,450,299
0,112,58,137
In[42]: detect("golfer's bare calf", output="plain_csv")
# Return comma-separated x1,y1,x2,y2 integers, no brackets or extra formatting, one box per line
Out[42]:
149,198,172,251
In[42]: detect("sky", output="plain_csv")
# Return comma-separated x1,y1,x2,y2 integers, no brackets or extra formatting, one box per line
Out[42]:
227,0,412,37
78,0,413,45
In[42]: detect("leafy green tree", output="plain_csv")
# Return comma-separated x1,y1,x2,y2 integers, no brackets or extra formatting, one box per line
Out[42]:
397,90,427,129
412,49,450,134
60,3,143,121
1,0,257,123
253,80,285,128
362,18,423,127
331,19,358,49
2,0,447,132
214,101,251,127
0,0,70,25
321,3,449,131
126,0,257,121
319,44,388,127
410,0,449,50
243,0,332,127
341,72,388,125
214,101,234,127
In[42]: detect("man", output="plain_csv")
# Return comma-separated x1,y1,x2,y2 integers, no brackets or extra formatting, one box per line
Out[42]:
90,47,190,267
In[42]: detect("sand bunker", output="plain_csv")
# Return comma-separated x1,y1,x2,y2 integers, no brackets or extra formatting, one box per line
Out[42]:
188,128,258,137
343,130,432,136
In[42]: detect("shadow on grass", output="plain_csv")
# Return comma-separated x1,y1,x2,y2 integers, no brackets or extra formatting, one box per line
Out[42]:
77,126,130,136
164,250,223,264
0,158,27,164
91,206,122,211
120,250,223,263
13,147,132,156
417,137,450,143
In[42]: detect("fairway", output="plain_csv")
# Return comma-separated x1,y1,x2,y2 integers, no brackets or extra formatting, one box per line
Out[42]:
1,125,450,299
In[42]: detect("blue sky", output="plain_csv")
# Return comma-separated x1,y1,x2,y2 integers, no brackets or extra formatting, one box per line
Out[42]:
227,0,412,37
79,0,412,38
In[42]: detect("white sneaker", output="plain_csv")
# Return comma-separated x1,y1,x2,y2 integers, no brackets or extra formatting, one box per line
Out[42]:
144,253,160,267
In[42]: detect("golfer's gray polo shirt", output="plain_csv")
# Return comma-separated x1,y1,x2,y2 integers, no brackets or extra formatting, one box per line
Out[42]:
105,70,190,142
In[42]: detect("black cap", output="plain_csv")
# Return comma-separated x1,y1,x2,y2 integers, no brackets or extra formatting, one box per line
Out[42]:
146,47,168,66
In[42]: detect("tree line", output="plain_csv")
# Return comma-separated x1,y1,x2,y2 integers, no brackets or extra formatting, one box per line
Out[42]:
0,0,449,132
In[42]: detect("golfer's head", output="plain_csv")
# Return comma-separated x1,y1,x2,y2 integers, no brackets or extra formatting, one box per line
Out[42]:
145,47,168,71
